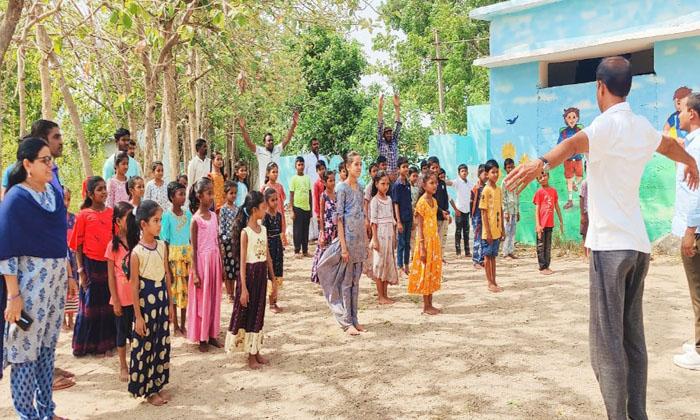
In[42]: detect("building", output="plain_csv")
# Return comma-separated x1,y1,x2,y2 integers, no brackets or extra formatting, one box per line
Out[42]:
460,0,700,244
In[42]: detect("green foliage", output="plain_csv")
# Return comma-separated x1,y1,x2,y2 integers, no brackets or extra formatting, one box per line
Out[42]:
375,0,499,134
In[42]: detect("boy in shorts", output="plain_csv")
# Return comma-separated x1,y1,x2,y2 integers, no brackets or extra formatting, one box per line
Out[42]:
479,159,505,292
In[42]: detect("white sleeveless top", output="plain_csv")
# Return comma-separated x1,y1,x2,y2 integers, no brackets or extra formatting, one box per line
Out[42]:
244,226,267,264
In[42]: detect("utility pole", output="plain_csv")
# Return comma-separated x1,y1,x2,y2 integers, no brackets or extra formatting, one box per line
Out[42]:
432,29,447,116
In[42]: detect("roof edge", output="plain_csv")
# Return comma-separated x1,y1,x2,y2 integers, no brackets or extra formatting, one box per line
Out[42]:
469,0,562,21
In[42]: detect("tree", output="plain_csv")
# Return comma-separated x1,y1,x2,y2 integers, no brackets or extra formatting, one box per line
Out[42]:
374,0,498,134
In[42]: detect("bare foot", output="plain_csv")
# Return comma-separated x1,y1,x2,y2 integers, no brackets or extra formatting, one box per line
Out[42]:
119,368,129,382
503,255,513,260
270,303,282,314
423,306,441,315
147,394,166,406
584,256,590,264
540,268,554,275
488,284,503,293
355,324,368,332
174,328,184,338
158,390,171,402
294,253,302,259
208,337,222,348
473,264,483,270
255,353,271,365
198,342,209,353
303,253,313,258
378,297,394,305
403,266,409,275
228,295,235,304
442,258,449,265
62,323,71,331
345,326,360,336
508,254,519,259
248,355,262,370
455,254,462,259
465,253,472,258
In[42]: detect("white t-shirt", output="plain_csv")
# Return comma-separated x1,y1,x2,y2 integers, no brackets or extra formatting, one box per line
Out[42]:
582,102,662,253
255,144,283,189
304,152,328,186
187,155,211,186
451,177,473,214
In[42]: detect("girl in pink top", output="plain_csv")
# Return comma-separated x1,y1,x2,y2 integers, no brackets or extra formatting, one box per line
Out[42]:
105,201,136,382
187,177,223,352
106,152,130,208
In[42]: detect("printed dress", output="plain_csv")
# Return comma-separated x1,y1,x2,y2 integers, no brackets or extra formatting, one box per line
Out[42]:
218,204,239,285
408,196,442,295
370,195,398,285
187,211,223,342
226,226,269,354
144,180,171,211
65,212,79,314
263,211,284,292
160,209,192,309
209,172,226,211
128,240,171,398
317,182,367,329
106,177,129,208
311,191,337,283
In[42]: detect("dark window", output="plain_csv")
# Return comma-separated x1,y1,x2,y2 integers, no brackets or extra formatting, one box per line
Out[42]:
545,48,654,88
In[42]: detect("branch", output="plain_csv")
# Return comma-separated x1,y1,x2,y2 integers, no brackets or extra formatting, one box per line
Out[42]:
17,0,63,44
154,0,199,72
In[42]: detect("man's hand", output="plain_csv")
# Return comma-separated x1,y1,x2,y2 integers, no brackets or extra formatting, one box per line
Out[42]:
393,93,400,108
536,225,543,239
237,115,245,128
397,221,404,234
504,213,510,222
683,161,700,191
682,229,697,258
504,159,544,194
292,109,299,125
379,94,384,108
455,209,461,217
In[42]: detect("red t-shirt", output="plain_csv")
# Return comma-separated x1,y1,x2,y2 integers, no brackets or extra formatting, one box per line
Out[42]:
105,242,133,306
69,207,114,261
313,178,325,216
533,187,558,228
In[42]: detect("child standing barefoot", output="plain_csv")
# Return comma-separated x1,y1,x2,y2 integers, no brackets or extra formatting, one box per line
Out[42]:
479,160,506,292
317,152,368,335
262,188,285,313
106,202,136,382
209,152,226,213
408,170,443,315
311,171,337,284
64,187,79,330
128,200,173,406
226,191,278,369
233,160,249,208
128,176,145,208
187,178,223,352
219,181,239,303
144,161,170,211
70,176,117,355
106,152,130,208
160,182,192,336
370,170,398,304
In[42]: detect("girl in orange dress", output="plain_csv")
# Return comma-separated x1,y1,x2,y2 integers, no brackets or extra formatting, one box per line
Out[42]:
209,152,226,213
407,170,442,315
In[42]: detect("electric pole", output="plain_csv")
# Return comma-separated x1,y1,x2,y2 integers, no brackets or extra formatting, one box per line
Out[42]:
432,29,447,116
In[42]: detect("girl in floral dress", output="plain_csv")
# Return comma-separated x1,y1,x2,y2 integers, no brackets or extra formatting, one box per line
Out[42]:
144,161,170,211
311,170,337,284
219,180,238,303
370,171,398,304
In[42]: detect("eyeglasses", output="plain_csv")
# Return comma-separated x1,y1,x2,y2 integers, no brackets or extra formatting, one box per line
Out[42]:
36,155,54,166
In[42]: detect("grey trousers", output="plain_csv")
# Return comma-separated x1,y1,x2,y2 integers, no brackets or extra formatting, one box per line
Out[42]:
589,250,650,420
680,235,700,354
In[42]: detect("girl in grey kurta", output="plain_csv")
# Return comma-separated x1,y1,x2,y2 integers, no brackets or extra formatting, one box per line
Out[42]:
317,152,368,335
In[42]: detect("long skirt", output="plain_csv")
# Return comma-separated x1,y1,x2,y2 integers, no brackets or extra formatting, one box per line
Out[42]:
128,277,170,398
186,249,222,342
73,257,116,356
225,261,267,354
372,221,398,285
168,244,191,309
317,240,362,329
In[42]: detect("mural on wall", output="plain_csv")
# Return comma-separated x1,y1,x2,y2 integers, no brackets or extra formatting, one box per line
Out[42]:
557,107,584,210
663,86,692,139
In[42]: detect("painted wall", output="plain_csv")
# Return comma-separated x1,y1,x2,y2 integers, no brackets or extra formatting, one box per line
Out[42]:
485,36,700,244
489,0,700,57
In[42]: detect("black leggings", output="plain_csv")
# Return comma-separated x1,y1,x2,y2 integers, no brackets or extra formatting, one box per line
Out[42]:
293,206,311,254
537,227,552,270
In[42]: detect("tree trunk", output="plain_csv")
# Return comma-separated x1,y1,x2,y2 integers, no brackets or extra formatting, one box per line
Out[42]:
17,46,27,136
0,0,24,72
99,68,120,127
50,55,93,177
163,51,180,181
157,104,166,160
187,49,199,159
121,64,140,166
36,23,53,120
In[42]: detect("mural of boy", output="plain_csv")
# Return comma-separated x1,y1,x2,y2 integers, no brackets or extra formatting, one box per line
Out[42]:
663,86,692,142
558,107,584,209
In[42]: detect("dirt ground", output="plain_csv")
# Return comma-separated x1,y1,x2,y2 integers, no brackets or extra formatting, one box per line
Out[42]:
1,243,699,419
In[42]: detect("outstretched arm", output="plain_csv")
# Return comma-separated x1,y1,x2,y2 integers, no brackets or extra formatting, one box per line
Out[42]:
657,135,699,190
378,94,384,124
238,116,257,154
393,93,400,122
280,110,299,149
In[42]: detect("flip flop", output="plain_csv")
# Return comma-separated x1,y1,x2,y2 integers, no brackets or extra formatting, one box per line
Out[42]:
53,376,75,391
55,367,75,378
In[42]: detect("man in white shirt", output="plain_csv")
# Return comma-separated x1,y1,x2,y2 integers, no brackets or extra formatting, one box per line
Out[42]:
239,111,298,189
504,56,699,420
304,137,327,241
671,92,700,370
448,164,473,257
187,138,210,187
103,128,142,180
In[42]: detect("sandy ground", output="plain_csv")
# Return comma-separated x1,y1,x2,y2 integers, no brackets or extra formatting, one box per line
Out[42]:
1,243,699,420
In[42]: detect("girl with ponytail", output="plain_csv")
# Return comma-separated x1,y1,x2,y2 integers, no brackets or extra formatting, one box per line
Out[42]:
105,201,136,382
225,191,278,369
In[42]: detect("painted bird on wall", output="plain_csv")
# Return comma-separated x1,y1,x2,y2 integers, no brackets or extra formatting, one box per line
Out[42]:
506,115,519,125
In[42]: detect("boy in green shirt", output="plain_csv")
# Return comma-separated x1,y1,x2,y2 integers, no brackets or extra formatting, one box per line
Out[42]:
289,156,312,258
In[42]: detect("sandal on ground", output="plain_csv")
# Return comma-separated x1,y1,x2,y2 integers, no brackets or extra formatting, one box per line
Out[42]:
55,367,75,378
53,376,75,391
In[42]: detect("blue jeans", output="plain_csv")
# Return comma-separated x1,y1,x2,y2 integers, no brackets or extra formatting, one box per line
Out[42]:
397,218,412,267
472,220,484,265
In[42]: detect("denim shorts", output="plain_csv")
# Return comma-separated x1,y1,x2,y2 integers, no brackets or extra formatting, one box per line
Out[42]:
480,238,501,257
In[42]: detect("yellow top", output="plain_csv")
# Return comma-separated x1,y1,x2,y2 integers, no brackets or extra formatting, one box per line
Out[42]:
478,184,503,239
132,240,166,282
244,225,268,264
209,171,226,210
